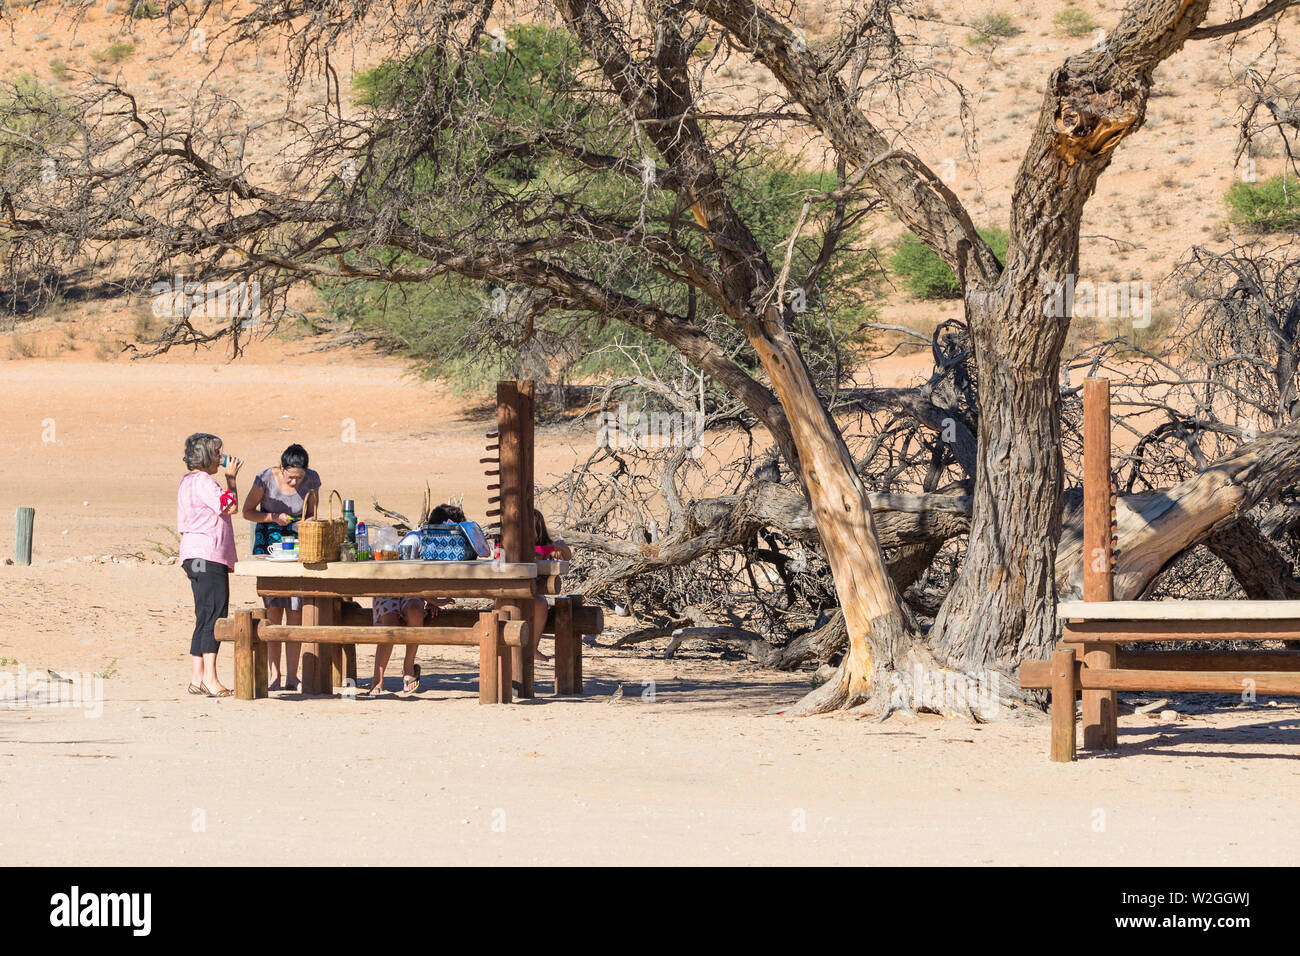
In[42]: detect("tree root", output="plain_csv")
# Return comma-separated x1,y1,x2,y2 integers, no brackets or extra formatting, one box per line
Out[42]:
781,645,1037,720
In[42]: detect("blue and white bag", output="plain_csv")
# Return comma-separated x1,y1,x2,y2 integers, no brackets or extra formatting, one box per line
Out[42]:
419,523,475,561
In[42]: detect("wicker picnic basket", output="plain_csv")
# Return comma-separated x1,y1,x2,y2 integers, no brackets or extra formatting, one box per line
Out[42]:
298,490,346,563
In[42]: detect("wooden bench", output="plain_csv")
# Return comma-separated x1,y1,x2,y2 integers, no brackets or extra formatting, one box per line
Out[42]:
1021,600,1300,760
1019,377,1300,759
214,597,603,701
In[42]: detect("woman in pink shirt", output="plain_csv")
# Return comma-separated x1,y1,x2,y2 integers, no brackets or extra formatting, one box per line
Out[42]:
177,433,242,697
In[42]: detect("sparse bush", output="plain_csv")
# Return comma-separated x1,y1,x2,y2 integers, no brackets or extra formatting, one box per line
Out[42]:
1225,175,1300,232
92,43,136,65
8,333,36,358
133,310,156,341
891,228,1010,299
48,58,69,80
968,12,1020,46
1054,8,1098,37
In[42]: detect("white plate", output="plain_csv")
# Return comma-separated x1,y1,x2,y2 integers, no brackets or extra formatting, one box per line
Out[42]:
265,551,300,562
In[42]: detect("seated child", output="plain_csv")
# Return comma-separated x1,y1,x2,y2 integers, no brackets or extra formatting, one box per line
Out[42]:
531,509,573,663
366,501,465,696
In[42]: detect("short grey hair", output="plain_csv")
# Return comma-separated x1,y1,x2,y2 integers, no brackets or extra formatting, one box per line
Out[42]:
183,433,222,471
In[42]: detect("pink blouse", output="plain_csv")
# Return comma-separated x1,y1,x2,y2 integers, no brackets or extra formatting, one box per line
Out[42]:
177,471,237,570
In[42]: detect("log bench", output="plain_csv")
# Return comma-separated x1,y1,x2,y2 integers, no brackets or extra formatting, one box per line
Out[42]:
213,597,604,702
1020,599,1300,760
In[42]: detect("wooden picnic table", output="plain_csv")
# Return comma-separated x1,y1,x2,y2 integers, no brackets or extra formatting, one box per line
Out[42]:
213,379,603,704
217,556,592,703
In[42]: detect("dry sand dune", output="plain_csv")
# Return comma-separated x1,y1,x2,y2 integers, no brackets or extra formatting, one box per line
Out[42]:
1,347,1299,866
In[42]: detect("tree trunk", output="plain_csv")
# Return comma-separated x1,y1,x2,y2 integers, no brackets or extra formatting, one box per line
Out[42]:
1206,518,1300,600
748,319,914,713
929,313,1068,670
1055,419,1300,600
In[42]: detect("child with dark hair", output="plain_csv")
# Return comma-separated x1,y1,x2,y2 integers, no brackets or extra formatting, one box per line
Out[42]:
430,503,466,524
531,509,572,663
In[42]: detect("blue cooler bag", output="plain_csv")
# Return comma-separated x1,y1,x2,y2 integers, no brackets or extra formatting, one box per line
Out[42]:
419,523,475,561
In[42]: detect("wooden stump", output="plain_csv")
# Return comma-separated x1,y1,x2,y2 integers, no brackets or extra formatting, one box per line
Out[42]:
1051,648,1077,763
14,507,34,567
233,610,267,700
479,610,503,705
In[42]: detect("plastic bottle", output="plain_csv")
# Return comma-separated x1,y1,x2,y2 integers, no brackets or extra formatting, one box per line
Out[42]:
355,521,369,554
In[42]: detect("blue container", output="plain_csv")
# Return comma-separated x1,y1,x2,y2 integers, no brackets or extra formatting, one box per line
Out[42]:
419,523,475,561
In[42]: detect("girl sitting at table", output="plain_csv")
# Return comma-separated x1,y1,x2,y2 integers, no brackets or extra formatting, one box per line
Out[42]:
531,509,572,663
241,443,321,691
366,501,464,696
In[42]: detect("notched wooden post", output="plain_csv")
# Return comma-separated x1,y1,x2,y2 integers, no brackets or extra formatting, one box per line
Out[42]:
1082,377,1118,749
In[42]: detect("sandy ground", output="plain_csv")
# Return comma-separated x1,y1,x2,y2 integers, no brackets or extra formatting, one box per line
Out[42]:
1,347,1299,866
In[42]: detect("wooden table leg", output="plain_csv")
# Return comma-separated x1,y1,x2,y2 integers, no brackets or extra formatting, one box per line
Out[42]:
343,643,358,685
326,598,347,694
300,598,323,695
499,637,513,704
553,596,575,696
500,599,533,699
253,624,269,699
1082,642,1118,749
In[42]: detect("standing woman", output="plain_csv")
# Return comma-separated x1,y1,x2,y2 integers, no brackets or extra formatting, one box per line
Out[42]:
178,433,241,697
242,444,321,691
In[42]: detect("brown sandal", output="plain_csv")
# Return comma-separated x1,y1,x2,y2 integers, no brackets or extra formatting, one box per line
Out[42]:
187,683,205,695
202,684,234,698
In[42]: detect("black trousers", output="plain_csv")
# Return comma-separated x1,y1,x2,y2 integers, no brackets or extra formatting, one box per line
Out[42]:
183,558,230,656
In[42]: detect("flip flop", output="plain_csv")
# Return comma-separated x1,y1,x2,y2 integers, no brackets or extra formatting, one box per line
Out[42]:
186,683,205,695
399,673,420,697
202,684,234,698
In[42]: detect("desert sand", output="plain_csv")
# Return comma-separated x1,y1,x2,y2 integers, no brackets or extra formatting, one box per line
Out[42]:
1,345,1298,866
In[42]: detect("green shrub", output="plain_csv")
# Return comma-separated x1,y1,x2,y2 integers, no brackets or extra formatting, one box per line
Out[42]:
1054,8,1098,37
1225,175,1300,232
891,228,1009,299
128,0,164,17
968,12,1020,46
48,58,69,81
92,43,136,65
